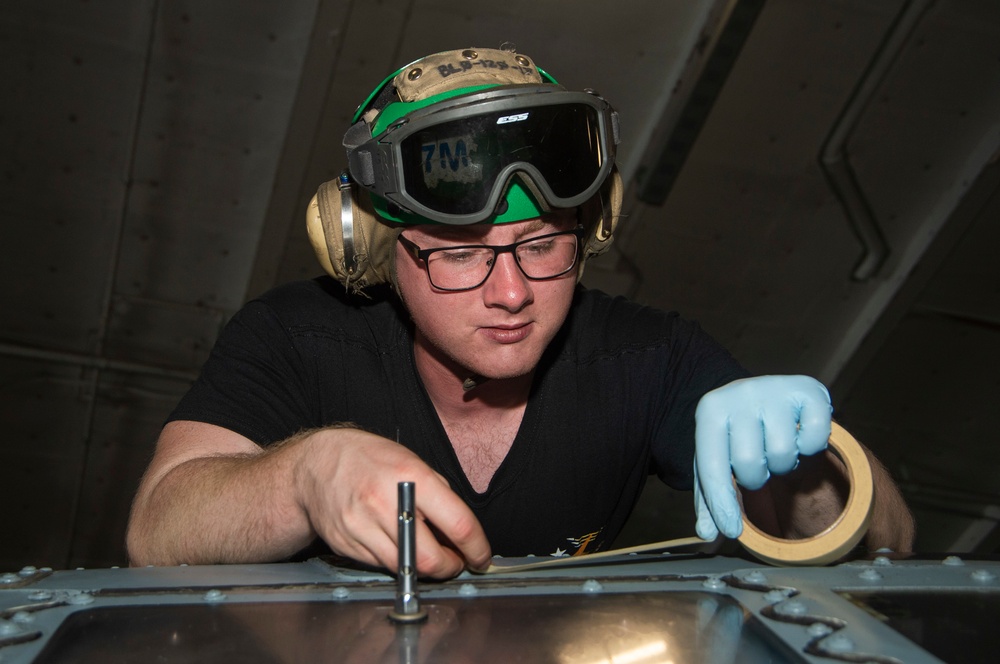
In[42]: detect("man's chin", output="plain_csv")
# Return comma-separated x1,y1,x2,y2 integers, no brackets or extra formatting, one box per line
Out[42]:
463,356,538,383
466,366,530,383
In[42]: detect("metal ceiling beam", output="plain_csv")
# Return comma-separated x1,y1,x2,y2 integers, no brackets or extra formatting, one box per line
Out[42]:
819,0,934,282
243,0,348,300
635,0,767,206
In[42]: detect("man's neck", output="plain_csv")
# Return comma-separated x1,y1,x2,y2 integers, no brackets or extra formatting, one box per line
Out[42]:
412,334,532,420
412,333,532,493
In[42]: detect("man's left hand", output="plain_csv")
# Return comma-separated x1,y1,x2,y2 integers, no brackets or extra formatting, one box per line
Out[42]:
693,375,833,540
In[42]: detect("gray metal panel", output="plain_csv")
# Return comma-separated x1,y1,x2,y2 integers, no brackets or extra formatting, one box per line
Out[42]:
0,2,155,353
115,0,319,312
918,189,1000,326
846,0,1000,273
618,0,906,374
0,358,92,570
3,555,992,663
838,311,1000,552
67,371,193,569
103,294,224,368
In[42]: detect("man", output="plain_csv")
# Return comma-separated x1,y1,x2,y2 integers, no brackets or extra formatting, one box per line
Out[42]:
126,47,914,578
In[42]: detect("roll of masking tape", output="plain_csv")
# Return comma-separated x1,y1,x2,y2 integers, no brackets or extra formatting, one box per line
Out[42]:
737,421,874,566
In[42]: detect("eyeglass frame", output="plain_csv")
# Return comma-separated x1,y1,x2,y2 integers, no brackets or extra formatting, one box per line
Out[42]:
396,225,585,292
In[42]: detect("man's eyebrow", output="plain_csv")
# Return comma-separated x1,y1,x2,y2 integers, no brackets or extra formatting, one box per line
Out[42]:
417,225,489,243
516,211,577,237
516,218,547,237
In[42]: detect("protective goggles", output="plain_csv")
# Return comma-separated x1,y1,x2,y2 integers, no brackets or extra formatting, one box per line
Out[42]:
344,86,620,225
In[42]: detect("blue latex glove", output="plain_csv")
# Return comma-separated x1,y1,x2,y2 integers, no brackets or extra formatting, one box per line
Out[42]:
693,375,833,540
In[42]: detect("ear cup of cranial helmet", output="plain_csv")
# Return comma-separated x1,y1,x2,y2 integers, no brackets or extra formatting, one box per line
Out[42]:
306,179,402,290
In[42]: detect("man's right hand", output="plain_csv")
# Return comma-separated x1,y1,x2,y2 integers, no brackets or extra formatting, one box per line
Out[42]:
293,426,492,578
126,421,492,579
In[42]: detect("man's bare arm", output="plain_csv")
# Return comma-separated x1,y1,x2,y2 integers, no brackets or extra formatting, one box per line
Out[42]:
126,420,492,578
860,448,915,552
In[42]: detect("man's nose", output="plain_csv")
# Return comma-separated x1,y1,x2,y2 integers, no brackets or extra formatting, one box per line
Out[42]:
482,251,532,311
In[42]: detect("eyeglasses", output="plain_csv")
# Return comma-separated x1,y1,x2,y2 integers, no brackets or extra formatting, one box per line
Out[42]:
397,226,584,291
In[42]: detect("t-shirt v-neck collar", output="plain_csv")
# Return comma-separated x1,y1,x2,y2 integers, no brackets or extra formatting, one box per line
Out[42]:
402,342,539,507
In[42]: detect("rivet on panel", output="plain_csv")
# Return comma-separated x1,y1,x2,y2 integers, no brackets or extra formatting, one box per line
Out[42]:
18,566,37,577
942,555,964,566
203,589,226,602
823,633,855,653
458,583,478,596
515,55,530,67
873,556,892,567
743,570,768,585
702,576,726,590
11,611,34,625
582,579,603,594
1,573,18,584
0,619,23,636
331,586,351,600
859,569,882,581
407,68,422,81
461,49,478,60
807,623,833,638
763,589,787,604
27,591,52,601
777,600,807,617
971,569,997,583
67,592,94,606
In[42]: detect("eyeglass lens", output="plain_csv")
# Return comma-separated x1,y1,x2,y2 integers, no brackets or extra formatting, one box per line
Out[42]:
425,232,579,291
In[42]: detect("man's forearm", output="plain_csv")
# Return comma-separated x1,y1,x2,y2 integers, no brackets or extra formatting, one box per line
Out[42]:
863,449,915,552
126,438,314,566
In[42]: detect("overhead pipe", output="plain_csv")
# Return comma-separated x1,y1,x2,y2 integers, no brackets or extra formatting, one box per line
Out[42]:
819,0,935,281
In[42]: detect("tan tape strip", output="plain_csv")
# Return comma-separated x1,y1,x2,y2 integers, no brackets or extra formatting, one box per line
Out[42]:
480,422,872,573
480,536,706,573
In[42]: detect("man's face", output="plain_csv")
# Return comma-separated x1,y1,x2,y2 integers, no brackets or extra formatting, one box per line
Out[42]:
395,211,579,383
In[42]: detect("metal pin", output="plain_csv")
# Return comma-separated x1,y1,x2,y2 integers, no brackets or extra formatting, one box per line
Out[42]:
388,481,427,623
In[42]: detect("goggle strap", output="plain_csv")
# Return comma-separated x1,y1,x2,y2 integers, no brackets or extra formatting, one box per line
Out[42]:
371,80,402,115
344,123,375,187
343,120,371,151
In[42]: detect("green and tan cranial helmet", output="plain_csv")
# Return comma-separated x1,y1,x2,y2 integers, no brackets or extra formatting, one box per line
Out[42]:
306,47,624,291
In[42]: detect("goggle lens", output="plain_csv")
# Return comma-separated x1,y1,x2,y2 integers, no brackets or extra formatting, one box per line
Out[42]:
397,103,605,216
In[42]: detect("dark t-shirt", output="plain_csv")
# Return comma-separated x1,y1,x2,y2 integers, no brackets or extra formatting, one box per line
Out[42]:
169,277,747,557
